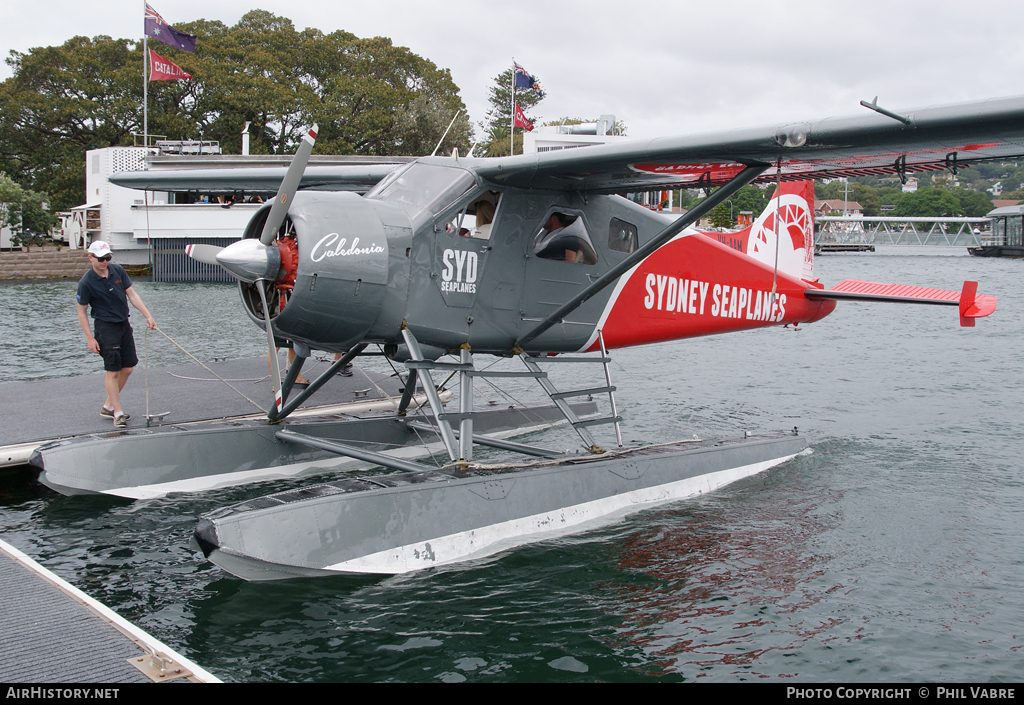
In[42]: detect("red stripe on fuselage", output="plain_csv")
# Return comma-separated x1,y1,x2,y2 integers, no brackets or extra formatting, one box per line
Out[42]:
595,233,835,350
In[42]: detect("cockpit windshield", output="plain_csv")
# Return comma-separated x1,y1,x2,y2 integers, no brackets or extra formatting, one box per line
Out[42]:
365,163,476,216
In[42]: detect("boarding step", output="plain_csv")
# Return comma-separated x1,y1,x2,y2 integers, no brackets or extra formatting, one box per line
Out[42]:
573,415,624,429
405,360,544,379
550,386,616,400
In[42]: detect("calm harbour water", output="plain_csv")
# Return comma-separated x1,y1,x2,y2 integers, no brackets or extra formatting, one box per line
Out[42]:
1,246,1021,682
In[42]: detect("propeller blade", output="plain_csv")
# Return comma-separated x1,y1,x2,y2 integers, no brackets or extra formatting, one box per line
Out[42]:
184,243,224,265
259,124,318,246
215,238,281,283
255,280,284,414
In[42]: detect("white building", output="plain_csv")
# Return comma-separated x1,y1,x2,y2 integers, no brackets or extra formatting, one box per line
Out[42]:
523,116,627,154
73,143,412,279
67,146,171,265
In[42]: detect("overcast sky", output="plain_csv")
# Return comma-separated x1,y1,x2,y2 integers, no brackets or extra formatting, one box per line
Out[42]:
1,0,1021,141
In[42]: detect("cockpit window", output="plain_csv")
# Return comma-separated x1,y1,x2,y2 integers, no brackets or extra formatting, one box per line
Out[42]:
442,191,500,240
534,212,598,265
365,163,476,216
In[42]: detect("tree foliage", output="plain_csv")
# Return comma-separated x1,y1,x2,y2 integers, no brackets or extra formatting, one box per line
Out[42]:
0,11,471,211
815,180,994,218
0,172,58,238
709,203,734,228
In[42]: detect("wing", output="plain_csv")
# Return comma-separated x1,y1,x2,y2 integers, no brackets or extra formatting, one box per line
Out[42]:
109,163,404,193
475,96,1024,192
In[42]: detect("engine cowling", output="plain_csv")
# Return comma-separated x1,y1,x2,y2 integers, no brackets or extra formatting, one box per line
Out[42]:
238,191,411,352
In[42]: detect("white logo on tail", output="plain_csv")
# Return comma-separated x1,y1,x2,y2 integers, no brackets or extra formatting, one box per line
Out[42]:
747,190,815,282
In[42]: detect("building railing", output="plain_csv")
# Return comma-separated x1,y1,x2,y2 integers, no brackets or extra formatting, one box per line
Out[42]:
816,216,989,246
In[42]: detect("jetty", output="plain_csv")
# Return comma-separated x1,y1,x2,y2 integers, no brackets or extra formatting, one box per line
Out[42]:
0,538,219,683
0,355,409,470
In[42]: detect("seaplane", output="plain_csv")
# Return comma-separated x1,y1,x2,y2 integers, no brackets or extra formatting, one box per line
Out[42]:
54,95,1019,581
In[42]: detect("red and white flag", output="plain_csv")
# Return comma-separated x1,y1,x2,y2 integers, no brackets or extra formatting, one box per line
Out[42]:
513,102,534,131
149,48,191,81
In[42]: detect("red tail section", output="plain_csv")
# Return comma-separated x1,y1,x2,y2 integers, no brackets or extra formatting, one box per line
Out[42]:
586,233,836,351
700,181,816,283
581,180,991,353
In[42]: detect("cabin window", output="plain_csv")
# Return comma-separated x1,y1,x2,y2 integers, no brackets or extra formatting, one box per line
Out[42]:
443,191,500,240
533,212,598,265
608,218,637,253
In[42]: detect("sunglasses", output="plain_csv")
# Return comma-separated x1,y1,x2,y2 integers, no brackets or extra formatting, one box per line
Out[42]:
95,255,112,262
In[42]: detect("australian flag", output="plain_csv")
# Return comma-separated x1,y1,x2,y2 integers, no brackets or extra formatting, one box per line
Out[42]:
514,63,544,99
145,3,196,52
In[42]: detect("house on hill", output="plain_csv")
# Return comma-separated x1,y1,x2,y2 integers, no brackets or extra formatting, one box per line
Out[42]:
814,199,863,218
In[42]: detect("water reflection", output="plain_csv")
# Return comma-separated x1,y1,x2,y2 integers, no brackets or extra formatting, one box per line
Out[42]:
601,454,845,679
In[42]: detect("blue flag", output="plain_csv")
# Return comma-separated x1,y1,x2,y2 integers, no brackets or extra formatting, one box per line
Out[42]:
514,63,544,99
145,3,196,53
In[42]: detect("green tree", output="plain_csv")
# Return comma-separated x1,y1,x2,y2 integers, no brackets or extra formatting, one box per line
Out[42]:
0,173,58,241
998,187,1024,203
892,187,962,217
952,188,994,217
0,35,144,212
731,185,770,218
709,203,734,228
478,67,544,157
0,11,472,211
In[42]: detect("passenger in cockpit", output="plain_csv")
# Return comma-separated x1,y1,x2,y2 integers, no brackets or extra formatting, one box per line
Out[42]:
472,199,495,239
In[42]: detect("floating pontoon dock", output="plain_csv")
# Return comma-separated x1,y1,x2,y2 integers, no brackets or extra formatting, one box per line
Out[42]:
0,355,408,468
0,538,219,683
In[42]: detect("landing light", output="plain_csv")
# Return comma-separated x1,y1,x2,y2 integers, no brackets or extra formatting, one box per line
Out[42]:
775,123,809,148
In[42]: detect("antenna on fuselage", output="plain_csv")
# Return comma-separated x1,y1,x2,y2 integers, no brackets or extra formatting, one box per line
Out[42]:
431,110,462,156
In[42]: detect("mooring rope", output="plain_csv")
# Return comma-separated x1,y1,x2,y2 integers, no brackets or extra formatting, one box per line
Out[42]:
148,326,267,413
165,372,270,383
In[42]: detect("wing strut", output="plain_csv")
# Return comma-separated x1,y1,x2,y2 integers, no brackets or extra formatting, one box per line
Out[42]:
515,165,767,350
267,344,367,422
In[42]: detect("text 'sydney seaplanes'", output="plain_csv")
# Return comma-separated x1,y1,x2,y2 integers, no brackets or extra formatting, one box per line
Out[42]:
44,96,1014,580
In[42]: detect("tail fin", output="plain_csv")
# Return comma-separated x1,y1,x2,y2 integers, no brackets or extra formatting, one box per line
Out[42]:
701,180,816,282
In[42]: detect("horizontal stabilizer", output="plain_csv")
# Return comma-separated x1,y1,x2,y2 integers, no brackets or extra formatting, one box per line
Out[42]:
805,279,996,326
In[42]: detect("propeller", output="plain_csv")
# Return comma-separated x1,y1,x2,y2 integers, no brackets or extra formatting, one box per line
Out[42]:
183,243,222,265
184,124,318,278
259,125,318,246
183,125,319,416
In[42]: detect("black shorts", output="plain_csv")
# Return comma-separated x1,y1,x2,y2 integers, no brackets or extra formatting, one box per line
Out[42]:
94,319,139,372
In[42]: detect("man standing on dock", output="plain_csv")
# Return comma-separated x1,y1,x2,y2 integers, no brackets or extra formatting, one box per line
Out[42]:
75,241,156,427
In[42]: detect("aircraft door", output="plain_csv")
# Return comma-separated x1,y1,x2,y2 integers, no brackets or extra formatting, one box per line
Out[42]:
520,207,600,349
432,201,491,310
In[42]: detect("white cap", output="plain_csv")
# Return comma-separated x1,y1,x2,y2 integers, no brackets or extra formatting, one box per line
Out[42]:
87,241,112,258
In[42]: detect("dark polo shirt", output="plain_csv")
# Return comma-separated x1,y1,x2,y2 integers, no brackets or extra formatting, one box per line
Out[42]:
77,263,133,323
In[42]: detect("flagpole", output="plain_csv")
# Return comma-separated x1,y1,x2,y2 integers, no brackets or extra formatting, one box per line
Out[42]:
143,1,148,147
510,59,515,156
